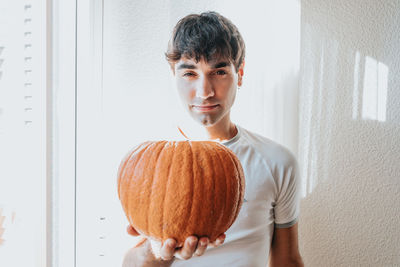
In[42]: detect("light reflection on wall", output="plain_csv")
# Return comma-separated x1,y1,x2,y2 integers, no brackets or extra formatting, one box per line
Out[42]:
298,28,340,198
362,56,388,122
353,54,389,122
352,51,361,120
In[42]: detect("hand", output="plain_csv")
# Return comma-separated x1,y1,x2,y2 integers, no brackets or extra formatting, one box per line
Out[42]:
124,226,173,267
126,225,226,261
160,234,226,260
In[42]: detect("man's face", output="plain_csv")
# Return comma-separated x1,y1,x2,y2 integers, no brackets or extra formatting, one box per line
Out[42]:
173,57,243,127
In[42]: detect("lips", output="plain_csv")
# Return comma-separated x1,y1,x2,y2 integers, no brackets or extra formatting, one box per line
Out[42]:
192,104,219,112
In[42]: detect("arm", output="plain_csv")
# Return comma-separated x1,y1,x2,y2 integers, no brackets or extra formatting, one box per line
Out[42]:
268,223,304,267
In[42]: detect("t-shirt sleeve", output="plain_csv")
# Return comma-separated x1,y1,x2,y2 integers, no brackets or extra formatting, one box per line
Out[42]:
273,152,301,228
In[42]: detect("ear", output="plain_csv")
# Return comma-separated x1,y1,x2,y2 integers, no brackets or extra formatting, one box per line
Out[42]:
168,61,176,75
237,60,245,86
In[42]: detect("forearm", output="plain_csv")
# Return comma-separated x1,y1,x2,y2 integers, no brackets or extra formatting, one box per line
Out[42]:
268,223,304,267
268,253,304,267
122,240,175,267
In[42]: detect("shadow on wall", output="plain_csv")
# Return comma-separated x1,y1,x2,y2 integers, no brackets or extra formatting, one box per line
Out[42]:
269,69,299,156
298,0,400,266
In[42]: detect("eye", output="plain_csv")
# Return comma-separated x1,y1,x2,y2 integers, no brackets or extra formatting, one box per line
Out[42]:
215,70,227,75
183,72,196,77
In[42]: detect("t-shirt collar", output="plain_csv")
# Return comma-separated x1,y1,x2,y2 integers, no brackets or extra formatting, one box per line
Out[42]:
219,124,241,146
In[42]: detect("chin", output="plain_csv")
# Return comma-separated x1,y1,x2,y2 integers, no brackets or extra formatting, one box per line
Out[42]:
199,119,213,126
190,113,218,127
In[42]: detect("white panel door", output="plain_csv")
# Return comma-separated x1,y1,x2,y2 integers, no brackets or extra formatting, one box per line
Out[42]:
75,1,187,265
75,1,300,266
0,0,48,266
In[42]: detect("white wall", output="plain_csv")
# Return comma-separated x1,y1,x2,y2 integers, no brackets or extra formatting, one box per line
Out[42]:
298,0,400,266
101,0,300,149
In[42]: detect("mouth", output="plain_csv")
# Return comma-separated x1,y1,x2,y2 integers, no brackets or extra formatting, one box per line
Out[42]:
192,104,219,112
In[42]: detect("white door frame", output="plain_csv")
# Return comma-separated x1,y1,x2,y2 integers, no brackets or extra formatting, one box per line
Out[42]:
53,0,104,265
51,0,77,266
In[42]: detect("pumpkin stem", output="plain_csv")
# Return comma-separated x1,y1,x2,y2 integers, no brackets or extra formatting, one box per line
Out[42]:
177,126,190,140
133,237,148,248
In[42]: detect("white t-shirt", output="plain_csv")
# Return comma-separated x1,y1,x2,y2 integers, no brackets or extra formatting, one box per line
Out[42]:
172,124,301,267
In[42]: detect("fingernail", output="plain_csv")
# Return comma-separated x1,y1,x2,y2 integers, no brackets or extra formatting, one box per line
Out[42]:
189,238,197,246
168,240,176,247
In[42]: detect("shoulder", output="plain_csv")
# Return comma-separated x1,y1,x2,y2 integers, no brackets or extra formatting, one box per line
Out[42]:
237,125,297,170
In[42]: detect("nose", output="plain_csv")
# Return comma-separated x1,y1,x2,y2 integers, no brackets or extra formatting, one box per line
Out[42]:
195,76,214,99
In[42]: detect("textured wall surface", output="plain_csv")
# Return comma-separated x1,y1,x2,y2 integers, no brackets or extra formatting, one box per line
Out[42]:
298,0,400,266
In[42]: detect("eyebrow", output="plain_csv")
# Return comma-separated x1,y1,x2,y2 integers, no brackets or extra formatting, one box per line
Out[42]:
176,61,231,70
212,62,230,69
177,63,197,70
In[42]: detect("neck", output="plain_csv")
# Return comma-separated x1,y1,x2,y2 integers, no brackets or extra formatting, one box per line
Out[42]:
205,116,238,141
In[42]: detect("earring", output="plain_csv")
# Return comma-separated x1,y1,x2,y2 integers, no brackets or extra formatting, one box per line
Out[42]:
238,86,241,90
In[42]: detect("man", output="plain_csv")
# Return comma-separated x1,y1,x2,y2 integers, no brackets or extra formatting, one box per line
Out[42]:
123,11,304,267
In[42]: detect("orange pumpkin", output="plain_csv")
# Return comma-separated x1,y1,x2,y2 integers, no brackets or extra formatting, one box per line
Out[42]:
117,140,245,246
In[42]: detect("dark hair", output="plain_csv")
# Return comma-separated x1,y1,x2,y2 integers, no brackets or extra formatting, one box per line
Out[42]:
165,11,245,72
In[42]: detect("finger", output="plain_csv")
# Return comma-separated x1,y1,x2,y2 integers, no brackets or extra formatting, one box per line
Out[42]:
194,237,209,256
160,238,176,261
126,225,140,236
175,236,198,260
209,233,226,248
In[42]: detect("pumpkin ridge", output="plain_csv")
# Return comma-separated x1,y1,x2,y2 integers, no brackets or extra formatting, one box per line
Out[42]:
225,150,245,225
204,142,223,239
184,141,195,239
226,145,242,223
200,142,216,238
121,142,152,226
212,144,230,237
147,141,172,239
161,141,177,242
191,142,204,238
192,142,206,235
130,142,157,233
146,141,169,237
167,141,193,242
117,149,134,200
118,142,150,200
